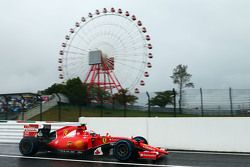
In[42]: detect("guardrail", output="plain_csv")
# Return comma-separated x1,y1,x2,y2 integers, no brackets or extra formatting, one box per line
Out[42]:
0,121,78,143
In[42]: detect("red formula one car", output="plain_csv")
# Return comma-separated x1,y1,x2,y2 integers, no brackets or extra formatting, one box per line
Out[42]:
19,124,168,161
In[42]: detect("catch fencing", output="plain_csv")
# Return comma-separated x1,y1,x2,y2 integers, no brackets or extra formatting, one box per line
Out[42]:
180,88,250,116
136,88,250,116
0,89,250,121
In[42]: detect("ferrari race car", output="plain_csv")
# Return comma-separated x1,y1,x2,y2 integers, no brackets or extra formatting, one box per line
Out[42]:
19,124,168,161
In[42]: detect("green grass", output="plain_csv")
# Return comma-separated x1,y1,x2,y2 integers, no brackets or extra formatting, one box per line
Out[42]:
30,105,196,122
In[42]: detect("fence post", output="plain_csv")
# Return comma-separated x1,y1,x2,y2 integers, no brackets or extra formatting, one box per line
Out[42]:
20,95,25,121
173,88,176,117
40,100,43,121
55,94,62,121
37,94,43,121
5,111,8,120
200,88,204,117
146,91,151,117
112,96,115,113
101,97,104,117
3,96,8,120
123,92,127,117
229,87,233,116
78,105,82,118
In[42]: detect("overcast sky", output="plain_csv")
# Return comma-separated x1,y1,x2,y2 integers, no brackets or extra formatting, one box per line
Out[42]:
0,0,250,94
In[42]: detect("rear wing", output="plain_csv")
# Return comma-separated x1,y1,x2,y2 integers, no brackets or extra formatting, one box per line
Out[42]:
23,124,39,137
23,124,51,137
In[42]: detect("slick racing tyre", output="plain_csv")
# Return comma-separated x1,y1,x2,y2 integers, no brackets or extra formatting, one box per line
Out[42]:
19,137,39,156
133,136,148,144
113,140,135,161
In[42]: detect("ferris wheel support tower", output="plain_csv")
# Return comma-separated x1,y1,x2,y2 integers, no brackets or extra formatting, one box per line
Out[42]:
84,50,122,93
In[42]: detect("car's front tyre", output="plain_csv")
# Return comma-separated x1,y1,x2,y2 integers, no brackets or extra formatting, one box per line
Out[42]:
113,140,135,161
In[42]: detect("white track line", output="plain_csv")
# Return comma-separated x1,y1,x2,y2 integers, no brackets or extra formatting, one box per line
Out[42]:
170,151,250,156
0,154,189,167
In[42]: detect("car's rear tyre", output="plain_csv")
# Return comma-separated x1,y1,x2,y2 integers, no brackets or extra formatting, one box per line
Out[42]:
19,137,39,156
113,140,135,161
133,136,148,144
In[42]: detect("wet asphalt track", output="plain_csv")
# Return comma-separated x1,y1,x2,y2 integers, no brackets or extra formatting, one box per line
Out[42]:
1,144,250,167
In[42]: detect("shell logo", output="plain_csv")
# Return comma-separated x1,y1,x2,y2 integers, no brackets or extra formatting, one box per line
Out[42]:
74,140,84,149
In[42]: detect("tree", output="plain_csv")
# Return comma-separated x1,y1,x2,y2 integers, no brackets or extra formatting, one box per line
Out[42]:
150,90,174,108
113,89,138,116
88,84,111,104
170,64,194,113
65,78,89,105
42,77,89,105
41,83,66,95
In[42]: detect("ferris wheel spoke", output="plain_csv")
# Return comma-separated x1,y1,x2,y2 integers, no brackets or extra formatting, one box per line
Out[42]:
114,60,144,73
114,58,145,64
65,57,87,64
114,31,135,47
65,61,85,68
79,66,90,77
76,32,91,45
113,40,144,51
114,45,146,53
90,29,123,48
69,65,88,79
66,65,86,76
65,59,85,67
113,52,146,57
116,23,139,43
93,33,125,51
111,39,145,51
114,55,145,59
109,18,134,41
65,56,86,61
99,21,135,48
66,44,89,52
85,23,118,40
64,51,88,56
86,20,143,53
113,68,140,88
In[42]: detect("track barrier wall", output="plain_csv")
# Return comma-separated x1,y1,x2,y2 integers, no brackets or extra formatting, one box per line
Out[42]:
79,117,250,153
1,117,250,153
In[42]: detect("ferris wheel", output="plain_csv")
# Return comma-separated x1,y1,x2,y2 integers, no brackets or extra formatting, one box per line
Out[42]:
58,8,153,94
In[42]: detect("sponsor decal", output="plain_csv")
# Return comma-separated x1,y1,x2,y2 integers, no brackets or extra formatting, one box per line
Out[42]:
94,147,103,155
63,130,68,136
102,137,107,144
67,141,72,148
24,124,39,131
23,125,39,137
